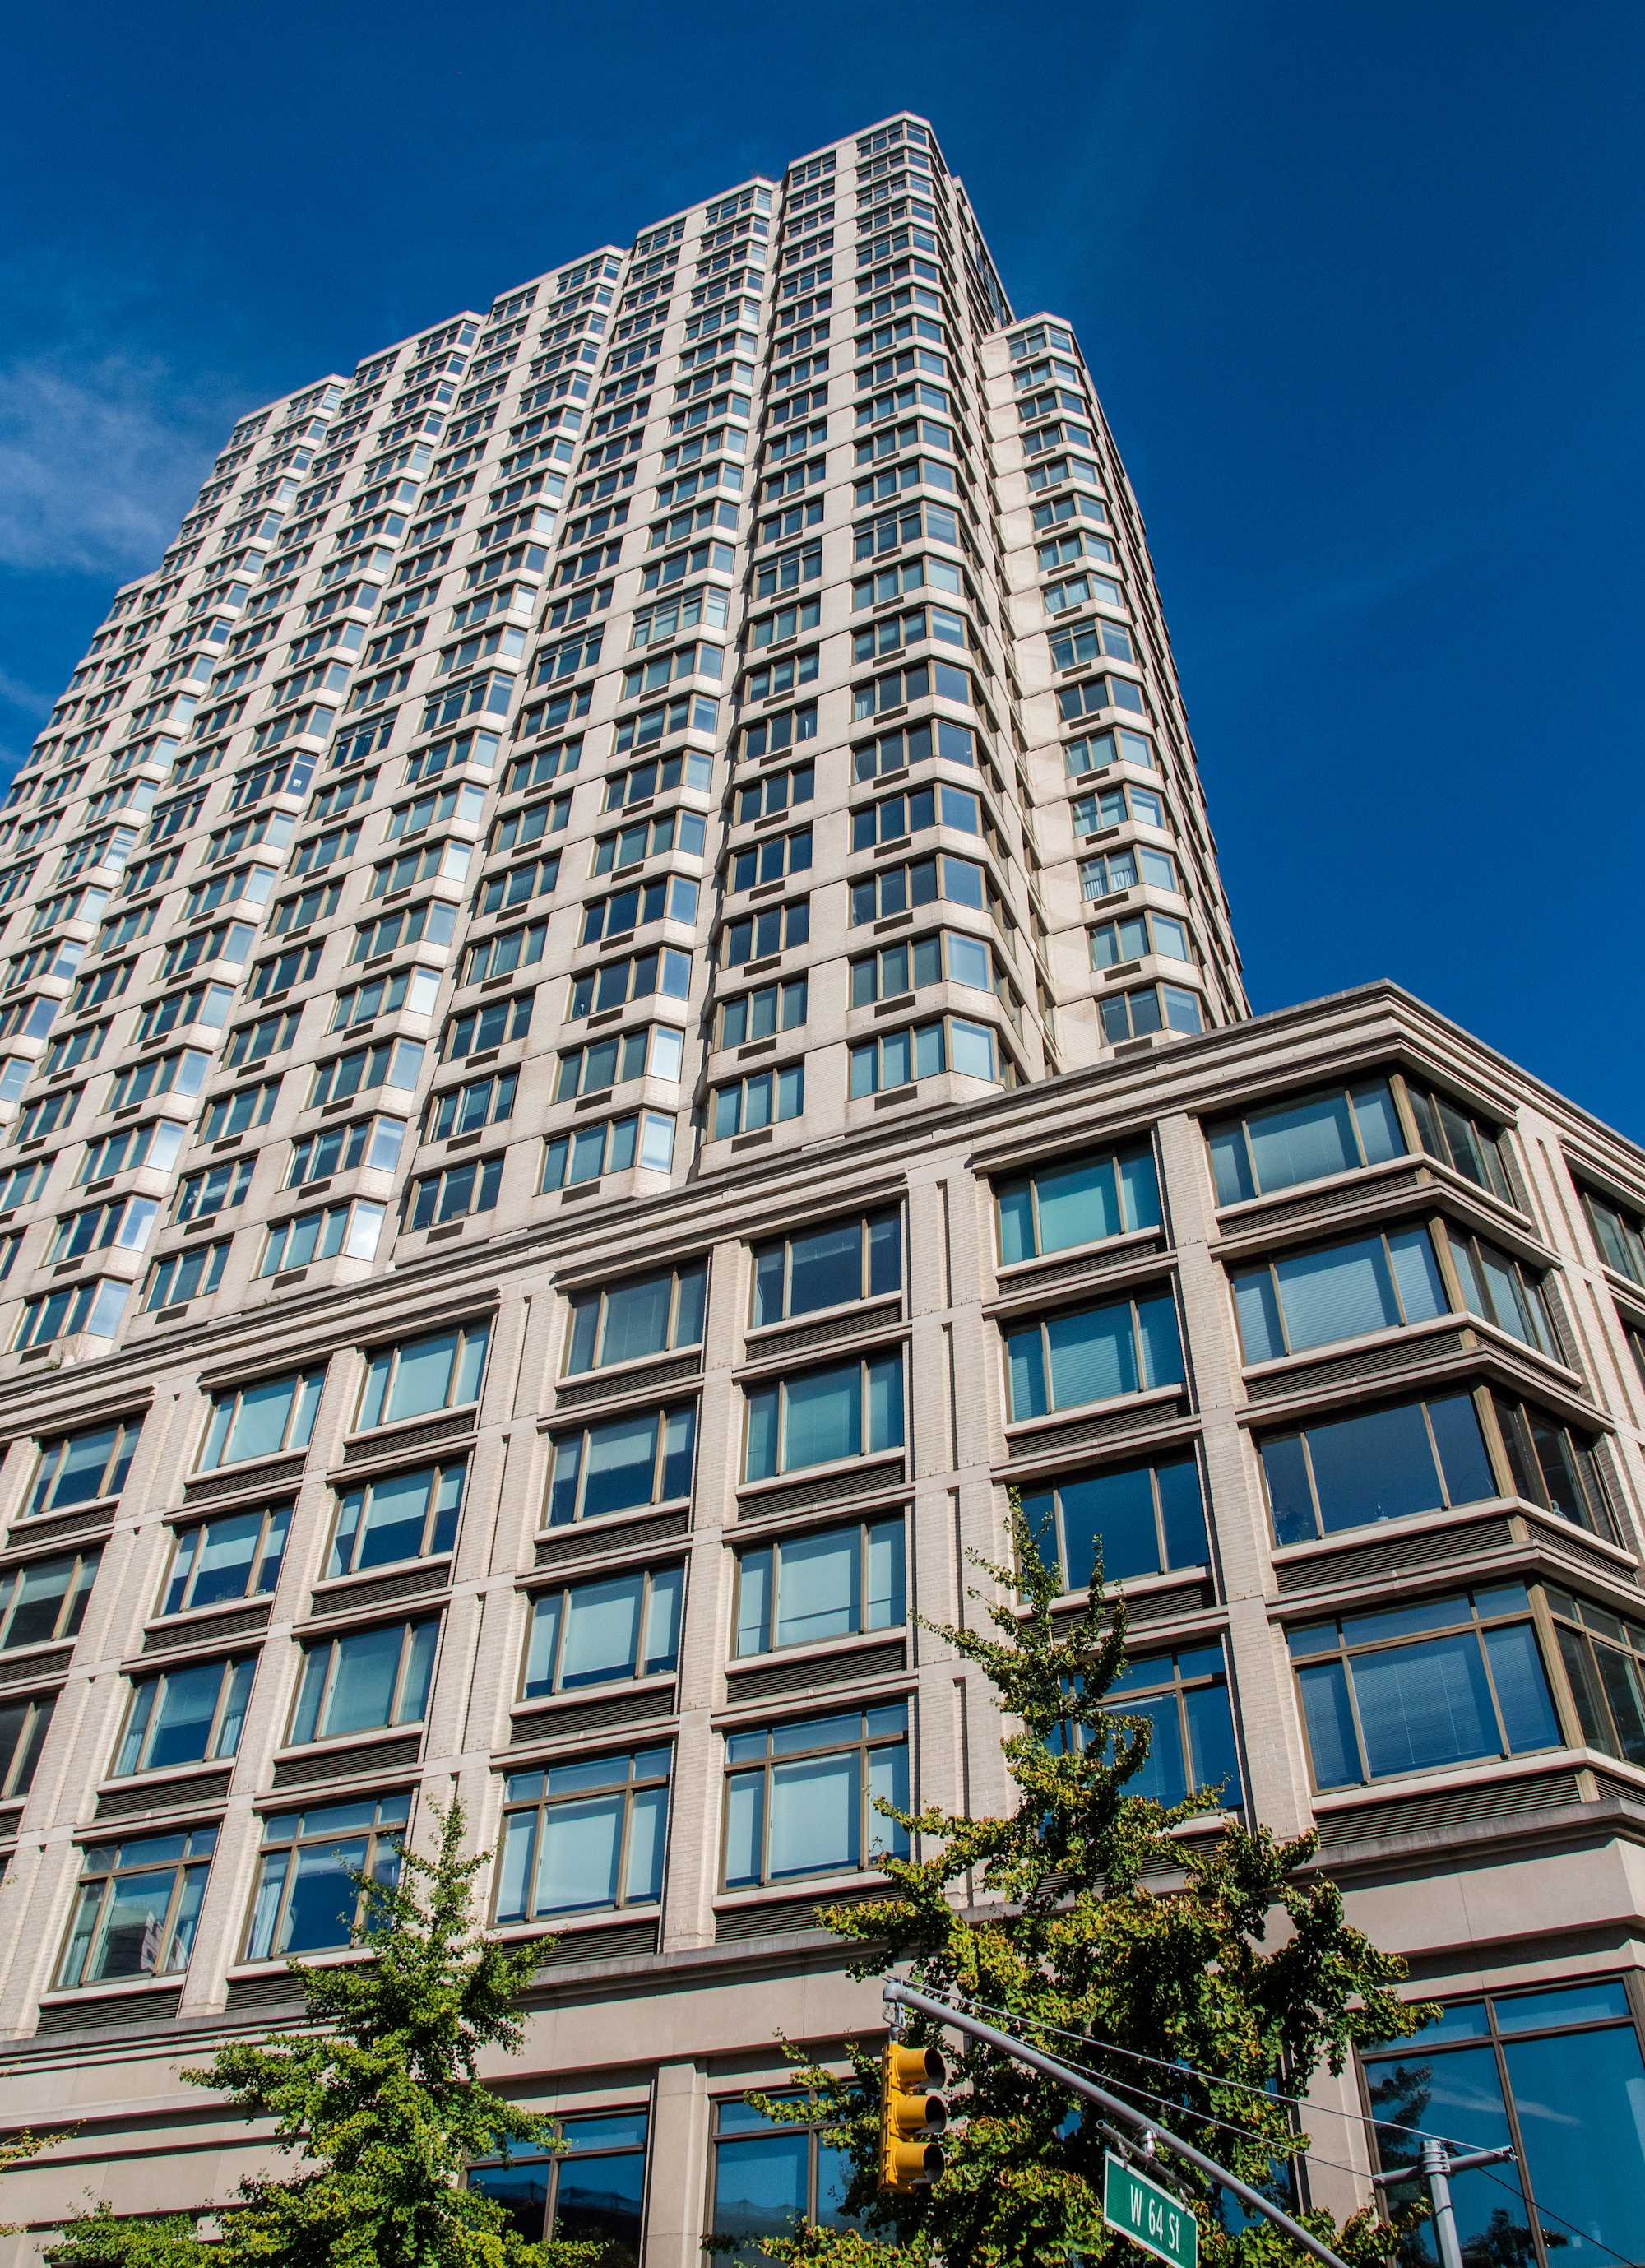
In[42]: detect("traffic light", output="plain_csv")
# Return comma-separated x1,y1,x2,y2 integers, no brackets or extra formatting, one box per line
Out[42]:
878,2040,948,2192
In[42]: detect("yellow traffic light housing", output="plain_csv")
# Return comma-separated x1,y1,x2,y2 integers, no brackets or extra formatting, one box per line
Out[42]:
878,2041,948,2192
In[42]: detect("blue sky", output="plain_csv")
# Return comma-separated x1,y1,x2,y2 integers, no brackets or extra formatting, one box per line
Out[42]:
3,1,1642,1134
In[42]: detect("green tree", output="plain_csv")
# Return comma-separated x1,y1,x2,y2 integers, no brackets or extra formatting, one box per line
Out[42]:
707,1506,1434,2268
52,1800,596,2268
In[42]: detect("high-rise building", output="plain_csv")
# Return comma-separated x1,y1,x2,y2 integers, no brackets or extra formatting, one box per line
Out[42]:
0,109,1643,2268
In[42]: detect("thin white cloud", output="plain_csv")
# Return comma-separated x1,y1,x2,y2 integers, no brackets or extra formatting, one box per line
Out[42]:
0,666,51,717
0,350,240,579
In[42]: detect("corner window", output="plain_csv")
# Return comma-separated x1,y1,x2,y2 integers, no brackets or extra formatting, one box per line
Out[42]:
1582,1185,1645,1286
753,1209,901,1328
15,1279,128,1349
1058,1642,1240,1811
1258,1394,1496,1545
358,1321,490,1431
1003,1291,1183,1422
849,925,1003,1008
470,2113,649,2256
24,1415,141,1524
723,1703,908,1887
1445,1227,1554,1352
1365,1978,1645,2268
744,1355,904,1482
290,1618,438,1744
1207,1077,1406,1206
568,945,692,1014
850,1012,1000,1094
0,1549,100,1650
542,1106,676,1188
258,1197,385,1275
329,1460,464,1578
406,1154,503,1231
163,1507,289,1614
428,1072,516,1141
734,1517,905,1657
1231,1227,1446,1364
1405,1079,1515,1205
565,1260,707,1374
0,1694,54,1799
522,1565,683,1695
547,1405,696,1527
1290,1584,1559,1790
286,1117,407,1187
1021,1455,1206,1591
55,1826,217,1991
201,1370,324,1469
496,1747,670,1920
245,1791,410,1960
1099,981,1202,1041
718,977,807,1048
996,1143,1161,1264
115,1656,255,1776
1492,1393,1614,1538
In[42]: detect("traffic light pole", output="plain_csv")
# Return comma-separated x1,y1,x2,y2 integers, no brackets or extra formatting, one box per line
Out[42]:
884,1980,1355,2268
1372,2139,1518,2268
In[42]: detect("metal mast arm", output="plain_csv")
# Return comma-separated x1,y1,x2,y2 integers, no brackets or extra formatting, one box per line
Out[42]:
883,1978,1355,2268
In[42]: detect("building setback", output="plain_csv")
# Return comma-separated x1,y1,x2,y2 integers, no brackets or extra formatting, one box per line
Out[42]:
0,108,1641,2268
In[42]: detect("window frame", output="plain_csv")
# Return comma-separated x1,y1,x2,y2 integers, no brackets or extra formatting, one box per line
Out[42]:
25,1419,141,1518
355,1319,492,1432
242,1789,410,1963
199,1369,325,1471
288,1616,440,1747
721,1701,910,1889
733,1514,906,1658
114,1653,256,1778
494,1746,671,1922
53,1825,219,1993
161,1505,290,1616
544,1403,697,1528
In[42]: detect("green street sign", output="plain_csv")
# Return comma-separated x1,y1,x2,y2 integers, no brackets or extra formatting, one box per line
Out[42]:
1104,2150,1198,2268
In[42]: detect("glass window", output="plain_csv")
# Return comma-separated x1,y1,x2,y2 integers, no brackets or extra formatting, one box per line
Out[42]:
289,1619,438,1744
357,1321,491,1430
406,1154,504,1231
54,1826,217,1991
114,1655,256,1776
0,1548,100,1649
1056,1642,1241,1811
847,927,1010,1012
329,1461,464,1578
1259,1394,1497,1545
542,1108,677,1189
25,1421,141,1517
723,1704,908,1887
565,1260,707,1374
1443,1227,1555,1352
1021,1456,1207,1591
1365,1978,1645,2268
744,1357,905,1482
1003,1291,1183,1421
0,1693,54,1799
496,1748,670,1921
753,1211,902,1329
1582,1186,1645,1287
556,1024,686,1099
850,1012,1004,1095
995,1143,1161,1264
522,1566,683,1696
258,1197,386,1275
200,1371,325,1469
718,978,808,1048
470,2111,648,2266
1491,1394,1615,1537
1207,1078,1405,1206
163,1507,289,1614
286,1114,407,1184
713,1061,804,1139
428,1072,516,1142
1405,1080,1516,1207
546,1404,696,1527
245,1791,410,1960
15,1279,128,1349
707,2094,864,2266
1289,1584,1560,1789
1546,1584,1645,1768
1100,982,1203,1042
1231,1227,1448,1363
734,1517,905,1657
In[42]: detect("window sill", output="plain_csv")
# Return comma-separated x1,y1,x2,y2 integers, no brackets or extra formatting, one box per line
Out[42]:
986,1224,1168,1310
735,1449,908,1511
38,1974,188,2011
723,1623,911,1681
713,1867,896,1913
95,1755,236,1801
509,1668,677,1721
739,1296,906,1372
337,1397,483,1462
1002,1380,1186,1449
271,1724,426,1770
